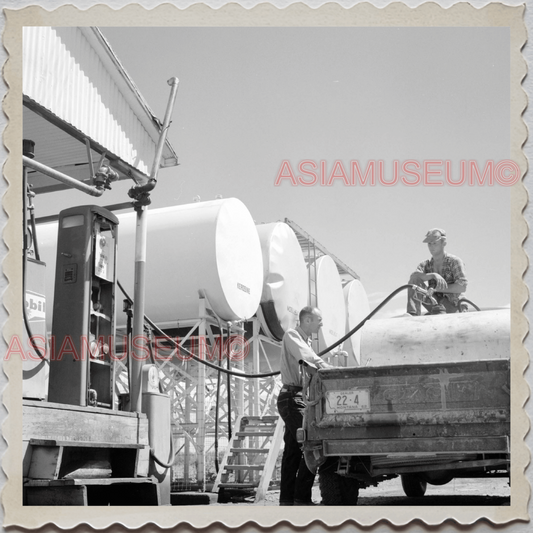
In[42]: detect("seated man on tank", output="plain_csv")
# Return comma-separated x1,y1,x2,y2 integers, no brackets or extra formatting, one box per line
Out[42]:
406,228,468,316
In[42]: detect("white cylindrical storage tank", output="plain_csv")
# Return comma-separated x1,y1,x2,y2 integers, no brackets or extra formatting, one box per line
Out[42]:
343,279,370,366
310,255,346,354
256,222,308,341
117,198,263,325
37,198,264,329
360,309,510,367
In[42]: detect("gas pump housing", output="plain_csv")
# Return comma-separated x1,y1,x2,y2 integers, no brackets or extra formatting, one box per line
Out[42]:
49,205,119,407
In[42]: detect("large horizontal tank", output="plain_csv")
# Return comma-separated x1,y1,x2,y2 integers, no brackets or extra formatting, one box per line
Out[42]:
116,198,263,325
343,279,370,366
256,222,308,341
360,309,510,367
37,198,264,328
310,255,346,355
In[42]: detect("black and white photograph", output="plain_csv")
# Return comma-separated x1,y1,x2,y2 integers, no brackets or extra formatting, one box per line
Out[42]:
0,1,530,531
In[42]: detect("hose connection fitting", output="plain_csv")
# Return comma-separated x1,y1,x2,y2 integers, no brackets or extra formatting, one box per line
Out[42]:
94,164,120,191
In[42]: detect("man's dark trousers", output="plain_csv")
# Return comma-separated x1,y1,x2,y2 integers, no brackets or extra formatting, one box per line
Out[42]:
277,390,315,504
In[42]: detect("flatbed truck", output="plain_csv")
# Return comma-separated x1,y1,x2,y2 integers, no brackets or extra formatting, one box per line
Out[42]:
298,310,510,505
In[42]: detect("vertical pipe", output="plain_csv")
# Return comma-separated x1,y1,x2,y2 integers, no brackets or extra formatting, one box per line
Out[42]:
149,78,180,181
235,342,244,417
23,166,28,255
226,345,232,440
184,364,191,483
214,326,222,473
128,77,179,413
197,318,206,490
129,205,148,412
252,319,260,416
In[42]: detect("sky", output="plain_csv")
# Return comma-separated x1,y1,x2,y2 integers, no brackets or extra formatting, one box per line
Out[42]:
34,26,512,317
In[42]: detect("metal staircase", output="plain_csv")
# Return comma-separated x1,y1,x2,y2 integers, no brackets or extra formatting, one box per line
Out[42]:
212,415,284,503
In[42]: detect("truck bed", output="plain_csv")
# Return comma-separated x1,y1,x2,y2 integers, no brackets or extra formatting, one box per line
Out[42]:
304,359,510,456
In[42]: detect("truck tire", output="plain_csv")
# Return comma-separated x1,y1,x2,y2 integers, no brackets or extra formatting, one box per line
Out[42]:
319,470,359,506
401,474,427,497
421,471,453,486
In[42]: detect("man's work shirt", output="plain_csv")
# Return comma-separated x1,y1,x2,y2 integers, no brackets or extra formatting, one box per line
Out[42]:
416,252,468,306
280,326,327,387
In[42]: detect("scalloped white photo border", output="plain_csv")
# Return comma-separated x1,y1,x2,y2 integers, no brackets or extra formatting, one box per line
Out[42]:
1,2,529,530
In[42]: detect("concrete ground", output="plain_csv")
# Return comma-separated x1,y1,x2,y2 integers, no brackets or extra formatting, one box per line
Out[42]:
205,476,510,506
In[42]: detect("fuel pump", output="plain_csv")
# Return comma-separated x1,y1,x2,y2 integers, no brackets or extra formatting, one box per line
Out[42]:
49,205,119,407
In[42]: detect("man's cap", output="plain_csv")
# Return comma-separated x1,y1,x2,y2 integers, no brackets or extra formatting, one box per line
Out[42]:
423,228,446,243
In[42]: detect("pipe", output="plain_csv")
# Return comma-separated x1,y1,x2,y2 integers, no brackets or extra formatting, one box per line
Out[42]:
22,155,105,197
226,330,233,440
22,163,47,361
129,205,148,413
27,185,40,261
129,77,180,197
213,312,225,474
129,77,180,412
85,138,95,182
124,299,133,406
317,284,420,357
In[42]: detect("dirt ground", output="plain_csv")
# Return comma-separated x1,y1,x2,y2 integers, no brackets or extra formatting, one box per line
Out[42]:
208,476,510,506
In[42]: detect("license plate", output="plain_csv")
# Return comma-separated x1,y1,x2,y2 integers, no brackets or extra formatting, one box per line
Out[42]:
325,389,371,414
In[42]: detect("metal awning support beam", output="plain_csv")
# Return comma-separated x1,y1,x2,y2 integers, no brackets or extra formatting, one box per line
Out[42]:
128,77,180,203
23,155,105,197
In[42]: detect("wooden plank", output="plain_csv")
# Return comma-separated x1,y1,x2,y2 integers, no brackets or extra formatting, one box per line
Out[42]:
324,435,509,455
224,465,264,471
135,445,150,477
23,402,149,445
25,476,156,487
22,441,32,478
318,363,510,415
373,457,509,476
243,416,278,423
28,445,64,480
30,439,144,449
23,399,142,418
309,420,510,442
230,448,269,453
314,409,510,430
218,483,257,489
235,431,274,437
26,486,88,505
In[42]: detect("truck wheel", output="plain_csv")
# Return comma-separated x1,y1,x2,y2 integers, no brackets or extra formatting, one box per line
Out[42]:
421,471,453,486
319,470,359,506
401,474,427,497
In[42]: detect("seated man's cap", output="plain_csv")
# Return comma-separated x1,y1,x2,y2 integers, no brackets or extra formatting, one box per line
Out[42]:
423,228,446,243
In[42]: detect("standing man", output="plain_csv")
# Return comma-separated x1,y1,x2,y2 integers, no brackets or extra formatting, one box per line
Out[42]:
407,228,468,315
277,306,333,506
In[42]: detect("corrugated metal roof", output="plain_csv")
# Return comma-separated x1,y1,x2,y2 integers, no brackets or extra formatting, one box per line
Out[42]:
23,106,101,193
23,26,178,189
